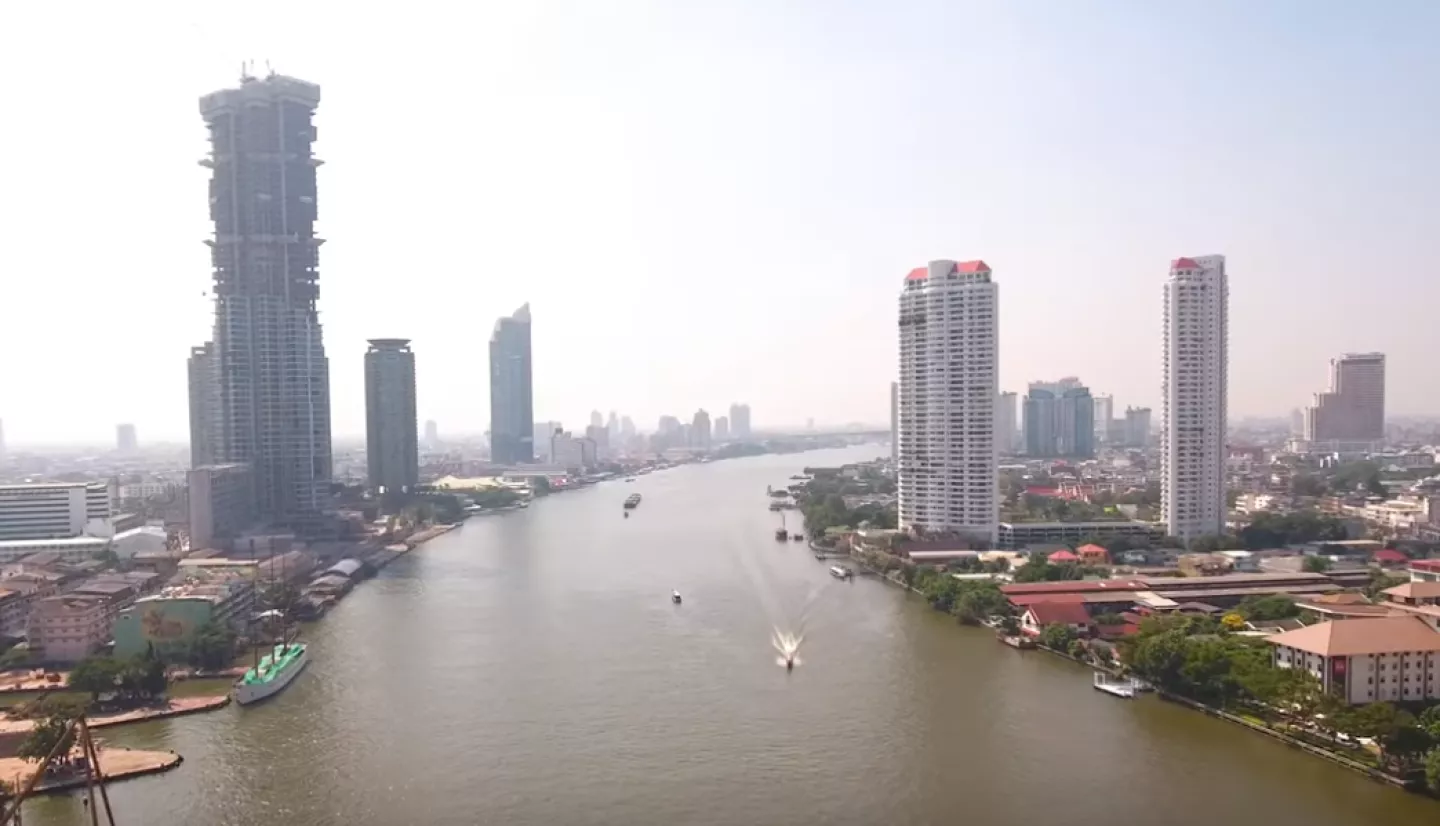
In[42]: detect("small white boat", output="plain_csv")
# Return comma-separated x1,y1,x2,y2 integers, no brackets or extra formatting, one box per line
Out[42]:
1093,672,1138,699
671,590,682,605
829,566,853,580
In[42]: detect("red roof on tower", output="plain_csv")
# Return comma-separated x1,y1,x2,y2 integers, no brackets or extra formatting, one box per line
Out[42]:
1171,257,1199,270
954,260,991,273
905,267,929,281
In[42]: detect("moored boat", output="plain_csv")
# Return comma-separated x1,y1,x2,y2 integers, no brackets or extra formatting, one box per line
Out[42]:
234,642,309,705
624,493,642,509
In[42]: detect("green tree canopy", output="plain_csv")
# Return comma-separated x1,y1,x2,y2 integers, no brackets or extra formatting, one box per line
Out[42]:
18,713,75,763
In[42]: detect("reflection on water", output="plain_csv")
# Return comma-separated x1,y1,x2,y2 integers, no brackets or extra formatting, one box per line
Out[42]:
21,445,1440,826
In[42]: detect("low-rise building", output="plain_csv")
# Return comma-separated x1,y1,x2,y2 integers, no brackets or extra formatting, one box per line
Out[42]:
997,520,1163,549
112,575,256,659
1268,617,1440,705
27,594,112,663
1383,581,1440,608
0,536,112,564
1410,559,1440,582
1019,600,1092,637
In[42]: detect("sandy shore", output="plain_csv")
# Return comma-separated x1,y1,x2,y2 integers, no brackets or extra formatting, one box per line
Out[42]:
0,694,229,735
0,746,182,794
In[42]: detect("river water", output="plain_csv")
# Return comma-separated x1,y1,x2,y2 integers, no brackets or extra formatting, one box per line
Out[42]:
22,446,1438,825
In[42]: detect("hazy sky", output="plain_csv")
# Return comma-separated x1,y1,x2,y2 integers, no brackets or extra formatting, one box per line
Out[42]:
1,1,1436,445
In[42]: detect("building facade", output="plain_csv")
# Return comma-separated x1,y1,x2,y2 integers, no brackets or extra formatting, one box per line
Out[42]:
996,391,1018,456
1269,617,1440,705
1304,352,1385,448
1162,255,1228,543
897,259,998,542
0,482,113,542
715,415,730,442
1023,379,1094,458
489,304,534,464
28,595,112,663
191,74,333,526
187,463,255,551
364,339,419,494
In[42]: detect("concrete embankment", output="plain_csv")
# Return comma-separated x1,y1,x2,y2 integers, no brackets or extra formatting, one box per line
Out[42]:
0,695,230,735
0,747,183,795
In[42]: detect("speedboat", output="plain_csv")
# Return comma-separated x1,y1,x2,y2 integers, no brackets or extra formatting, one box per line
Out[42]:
672,590,682,605
830,565,854,580
785,656,794,671
774,528,788,541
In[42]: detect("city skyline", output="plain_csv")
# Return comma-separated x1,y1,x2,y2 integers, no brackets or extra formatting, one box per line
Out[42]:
2,4,1439,445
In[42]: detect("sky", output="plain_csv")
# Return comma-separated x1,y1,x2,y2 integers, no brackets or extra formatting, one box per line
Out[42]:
1,0,1436,445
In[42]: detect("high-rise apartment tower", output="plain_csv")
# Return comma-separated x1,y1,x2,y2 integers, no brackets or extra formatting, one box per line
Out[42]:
1162,255,1228,543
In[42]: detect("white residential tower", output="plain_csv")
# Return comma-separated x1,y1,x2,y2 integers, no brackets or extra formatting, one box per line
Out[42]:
1162,255,1228,544
897,259,998,543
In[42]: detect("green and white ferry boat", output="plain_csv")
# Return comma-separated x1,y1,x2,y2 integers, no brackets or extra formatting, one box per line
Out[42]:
233,640,309,705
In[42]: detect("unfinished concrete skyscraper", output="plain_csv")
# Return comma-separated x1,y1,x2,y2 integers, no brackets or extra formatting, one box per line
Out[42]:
188,73,332,527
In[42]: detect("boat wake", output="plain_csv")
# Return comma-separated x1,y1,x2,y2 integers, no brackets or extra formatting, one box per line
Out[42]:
772,628,804,668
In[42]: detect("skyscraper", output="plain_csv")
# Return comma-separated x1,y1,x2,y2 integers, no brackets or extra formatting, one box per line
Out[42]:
1023,379,1094,458
691,410,712,449
192,73,332,524
1093,394,1114,447
489,304,534,464
728,403,751,439
995,391,1018,456
1304,353,1385,447
1163,255,1228,544
116,424,138,453
424,420,440,446
364,339,419,494
897,259,998,543
715,415,730,441
186,343,217,469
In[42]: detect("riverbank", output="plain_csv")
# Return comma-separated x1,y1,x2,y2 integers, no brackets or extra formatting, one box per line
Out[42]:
0,695,229,735
0,746,182,796
849,550,1431,797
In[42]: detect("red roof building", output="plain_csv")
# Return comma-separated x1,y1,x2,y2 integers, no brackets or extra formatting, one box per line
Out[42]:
1020,600,1093,636
1372,548,1409,566
1172,257,1200,270
1047,550,1079,564
1076,544,1110,565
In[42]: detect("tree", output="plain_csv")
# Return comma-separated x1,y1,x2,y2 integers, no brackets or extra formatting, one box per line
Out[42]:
1427,748,1440,795
1382,723,1432,772
1302,555,1332,573
188,621,236,671
1419,705,1440,740
1291,473,1327,497
68,656,121,703
1235,594,1300,621
1220,613,1247,632
17,713,75,763
1066,639,1087,660
0,645,31,671
998,616,1020,636
1039,623,1078,651
1093,612,1126,627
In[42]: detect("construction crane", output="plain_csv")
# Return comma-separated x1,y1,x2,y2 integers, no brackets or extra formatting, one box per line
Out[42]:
0,717,117,825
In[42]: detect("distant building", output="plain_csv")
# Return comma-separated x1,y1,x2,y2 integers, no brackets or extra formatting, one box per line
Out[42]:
584,424,610,458
996,391,1018,456
116,423,138,453
691,410,712,449
1092,395,1113,448
113,579,257,659
728,403,752,439
532,421,562,462
1024,378,1094,458
187,464,255,551
550,431,584,471
424,420,439,446
890,383,900,464
364,339,419,494
489,305,534,464
0,482,113,542
1305,353,1385,449
1123,407,1152,449
187,343,217,468
715,416,730,442
1163,255,1228,544
898,259,998,543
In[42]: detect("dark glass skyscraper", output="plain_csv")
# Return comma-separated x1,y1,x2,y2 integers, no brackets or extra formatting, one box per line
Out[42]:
1023,379,1095,459
365,339,419,494
489,304,533,464
189,73,332,526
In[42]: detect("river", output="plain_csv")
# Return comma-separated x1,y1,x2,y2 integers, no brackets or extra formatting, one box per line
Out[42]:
21,445,1438,825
